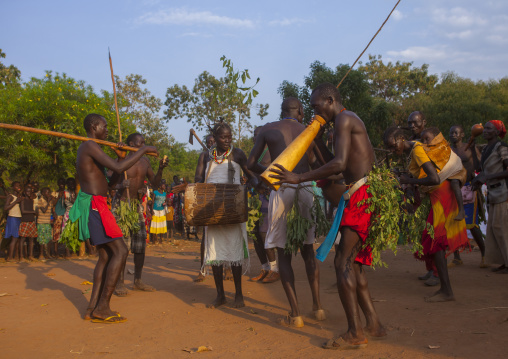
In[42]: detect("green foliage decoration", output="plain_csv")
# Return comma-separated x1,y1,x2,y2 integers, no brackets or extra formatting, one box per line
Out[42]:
359,166,429,268
246,192,262,236
60,219,80,253
113,199,141,236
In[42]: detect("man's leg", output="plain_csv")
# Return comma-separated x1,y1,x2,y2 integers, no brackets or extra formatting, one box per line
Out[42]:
470,227,487,267
207,264,226,308
276,247,300,317
353,264,386,337
133,253,155,291
231,264,245,308
114,255,129,297
194,230,206,282
300,243,324,319
85,245,110,319
333,227,367,344
91,238,129,320
425,249,455,302
261,236,280,283
251,230,269,281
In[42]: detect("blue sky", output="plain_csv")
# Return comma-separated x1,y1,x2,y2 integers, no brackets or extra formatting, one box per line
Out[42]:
1,0,507,148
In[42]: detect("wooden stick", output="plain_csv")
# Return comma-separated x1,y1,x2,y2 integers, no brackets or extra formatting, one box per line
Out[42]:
0,123,158,157
190,129,209,151
109,49,131,202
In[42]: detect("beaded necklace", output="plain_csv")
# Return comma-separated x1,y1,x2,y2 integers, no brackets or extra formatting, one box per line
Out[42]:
212,146,233,164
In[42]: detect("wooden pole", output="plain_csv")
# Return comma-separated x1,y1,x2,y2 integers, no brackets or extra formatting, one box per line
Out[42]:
109,49,130,202
189,129,209,151
0,123,158,156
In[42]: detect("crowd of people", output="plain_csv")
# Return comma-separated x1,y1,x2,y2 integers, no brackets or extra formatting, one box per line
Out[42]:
1,82,507,351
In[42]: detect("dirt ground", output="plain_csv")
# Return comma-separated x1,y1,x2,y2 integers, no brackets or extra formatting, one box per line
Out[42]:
0,238,507,359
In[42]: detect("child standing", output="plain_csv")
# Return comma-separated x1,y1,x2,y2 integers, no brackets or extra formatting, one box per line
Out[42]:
19,184,37,261
150,184,167,244
4,181,22,262
36,187,54,261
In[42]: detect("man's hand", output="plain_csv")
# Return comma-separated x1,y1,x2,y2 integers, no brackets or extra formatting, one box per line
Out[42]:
472,173,486,190
399,173,412,185
113,142,128,159
269,164,301,186
122,179,130,188
159,156,169,169
142,145,159,157
171,181,188,194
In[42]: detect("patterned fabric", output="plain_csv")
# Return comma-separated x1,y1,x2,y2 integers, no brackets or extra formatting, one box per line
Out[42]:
53,215,63,242
19,221,38,238
36,198,53,224
37,223,53,244
420,181,469,257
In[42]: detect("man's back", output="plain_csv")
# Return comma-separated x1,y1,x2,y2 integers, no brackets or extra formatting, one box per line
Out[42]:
261,119,312,175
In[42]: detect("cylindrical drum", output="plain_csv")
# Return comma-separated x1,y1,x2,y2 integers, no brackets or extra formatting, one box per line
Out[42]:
260,115,326,190
184,183,248,226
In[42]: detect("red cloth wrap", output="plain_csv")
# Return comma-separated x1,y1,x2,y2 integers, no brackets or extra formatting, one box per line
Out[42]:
340,184,373,266
91,195,123,238
488,120,506,139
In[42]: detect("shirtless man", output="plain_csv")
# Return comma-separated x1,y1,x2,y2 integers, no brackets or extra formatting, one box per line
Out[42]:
249,127,279,284
113,132,168,296
407,111,427,141
270,84,385,349
247,97,324,328
449,125,486,267
78,113,157,322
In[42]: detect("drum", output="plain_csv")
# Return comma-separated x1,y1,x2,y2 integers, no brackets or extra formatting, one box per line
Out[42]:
184,183,248,226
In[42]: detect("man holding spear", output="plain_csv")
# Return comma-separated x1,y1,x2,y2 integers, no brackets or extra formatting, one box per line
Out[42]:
75,113,157,323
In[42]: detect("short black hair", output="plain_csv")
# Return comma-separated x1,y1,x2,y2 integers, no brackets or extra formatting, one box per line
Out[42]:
421,127,441,137
11,181,20,187
383,126,409,145
126,133,143,146
311,83,342,104
281,97,301,117
84,113,105,133
450,125,464,133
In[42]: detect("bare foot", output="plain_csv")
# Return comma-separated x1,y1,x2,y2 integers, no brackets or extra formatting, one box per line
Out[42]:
232,295,245,308
194,272,205,283
454,209,465,221
114,283,129,297
207,296,227,309
424,290,455,302
364,325,387,338
314,309,326,321
83,308,94,320
133,280,156,292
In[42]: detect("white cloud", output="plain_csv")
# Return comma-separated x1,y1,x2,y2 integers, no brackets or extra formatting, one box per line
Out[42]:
391,9,403,21
445,30,472,40
431,7,487,27
179,32,212,38
137,8,255,28
268,18,312,26
387,46,450,62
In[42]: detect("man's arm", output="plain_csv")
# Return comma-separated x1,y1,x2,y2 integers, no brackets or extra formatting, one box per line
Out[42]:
194,152,208,183
247,130,268,174
146,158,168,189
270,115,353,184
236,149,258,187
87,141,158,174
471,144,481,173
399,162,440,186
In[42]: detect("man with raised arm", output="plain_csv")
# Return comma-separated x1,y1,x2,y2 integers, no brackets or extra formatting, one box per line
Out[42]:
75,114,157,323
269,84,385,350
113,132,168,296
247,97,324,328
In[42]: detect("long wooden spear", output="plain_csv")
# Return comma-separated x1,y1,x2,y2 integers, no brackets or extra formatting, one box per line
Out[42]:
0,123,158,156
109,48,131,202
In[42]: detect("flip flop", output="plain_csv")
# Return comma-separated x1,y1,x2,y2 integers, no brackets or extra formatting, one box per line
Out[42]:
322,337,368,350
91,314,127,324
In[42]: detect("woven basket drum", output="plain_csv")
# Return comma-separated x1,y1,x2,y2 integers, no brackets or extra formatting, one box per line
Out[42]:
184,183,248,226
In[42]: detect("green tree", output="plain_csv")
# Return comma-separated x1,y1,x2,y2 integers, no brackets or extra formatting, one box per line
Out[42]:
0,71,135,185
164,56,268,151
358,54,438,103
0,49,21,88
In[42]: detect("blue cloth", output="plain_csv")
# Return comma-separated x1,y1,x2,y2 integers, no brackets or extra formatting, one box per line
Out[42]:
4,216,21,238
153,190,166,211
88,203,122,246
316,190,349,262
